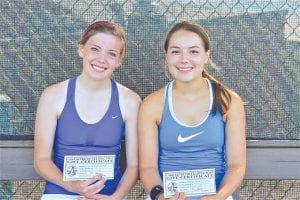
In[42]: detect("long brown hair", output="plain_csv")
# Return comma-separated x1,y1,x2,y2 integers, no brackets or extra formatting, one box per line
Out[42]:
164,21,231,116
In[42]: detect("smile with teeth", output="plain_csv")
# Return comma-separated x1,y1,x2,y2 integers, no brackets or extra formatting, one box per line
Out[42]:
176,66,193,72
91,64,107,72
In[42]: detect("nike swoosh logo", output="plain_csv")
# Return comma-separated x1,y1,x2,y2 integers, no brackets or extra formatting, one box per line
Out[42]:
177,131,204,143
112,116,119,119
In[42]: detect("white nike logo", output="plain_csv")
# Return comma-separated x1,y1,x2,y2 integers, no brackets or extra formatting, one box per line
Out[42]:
112,115,119,119
177,131,205,143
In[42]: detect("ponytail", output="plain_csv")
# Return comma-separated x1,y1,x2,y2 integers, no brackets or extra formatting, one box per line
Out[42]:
202,70,231,116
164,20,232,115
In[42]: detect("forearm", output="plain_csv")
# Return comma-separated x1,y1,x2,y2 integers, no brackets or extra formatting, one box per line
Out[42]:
140,167,163,193
34,158,70,191
112,166,138,199
214,165,245,199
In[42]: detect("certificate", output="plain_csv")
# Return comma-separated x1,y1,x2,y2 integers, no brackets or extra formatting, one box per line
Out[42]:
163,168,216,198
63,155,115,181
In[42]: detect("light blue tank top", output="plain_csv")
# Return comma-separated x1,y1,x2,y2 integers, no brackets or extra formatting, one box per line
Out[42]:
44,76,125,195
158,80,226,189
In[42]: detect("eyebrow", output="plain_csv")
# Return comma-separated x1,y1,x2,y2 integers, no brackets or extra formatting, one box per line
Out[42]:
91,44,102,49
189,46,201,49
169,45,201,49
108,49,118,53
91,45,118,52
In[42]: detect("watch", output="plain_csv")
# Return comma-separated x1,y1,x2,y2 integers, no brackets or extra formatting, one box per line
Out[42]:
150,185,164,200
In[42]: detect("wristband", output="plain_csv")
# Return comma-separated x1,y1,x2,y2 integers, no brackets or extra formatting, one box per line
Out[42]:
150,185,164,200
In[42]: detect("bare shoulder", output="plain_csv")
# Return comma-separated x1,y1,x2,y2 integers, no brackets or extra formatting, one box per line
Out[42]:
142,88,165,109
41,80,68,100
140,87,165,123
228,90,244,108
38,80,69,114
116,82,141,106
224,90,245,119
116,82,141,121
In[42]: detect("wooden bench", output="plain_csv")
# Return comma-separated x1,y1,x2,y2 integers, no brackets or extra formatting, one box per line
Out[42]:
1,140,299,199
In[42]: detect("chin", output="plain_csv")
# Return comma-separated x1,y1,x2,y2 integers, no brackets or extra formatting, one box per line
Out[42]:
88,74,107,81
173,75,194,82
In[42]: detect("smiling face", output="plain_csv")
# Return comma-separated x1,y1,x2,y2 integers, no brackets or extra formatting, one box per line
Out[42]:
78,32,123,81
165,29,210,83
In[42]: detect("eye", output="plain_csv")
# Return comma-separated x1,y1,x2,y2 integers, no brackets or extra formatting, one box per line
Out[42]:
91,47,99,52
108,52,117,57
190,50,199,54
170,50,180,54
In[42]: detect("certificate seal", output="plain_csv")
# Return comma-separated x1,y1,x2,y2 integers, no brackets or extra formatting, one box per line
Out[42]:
66,165,78,177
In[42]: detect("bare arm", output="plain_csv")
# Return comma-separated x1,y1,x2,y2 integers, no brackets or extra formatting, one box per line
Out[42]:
202,92,246,200
138,90,164,193
85,85,142,200
34,82,105,196
109,87,141,200
138,90,184,200
34,83,66,188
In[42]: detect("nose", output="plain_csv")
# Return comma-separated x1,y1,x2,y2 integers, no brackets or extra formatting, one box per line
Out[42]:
180,52,189,63
97,51,106,63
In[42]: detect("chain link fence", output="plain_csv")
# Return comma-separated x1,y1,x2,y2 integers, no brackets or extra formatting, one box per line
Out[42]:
0,0,299,199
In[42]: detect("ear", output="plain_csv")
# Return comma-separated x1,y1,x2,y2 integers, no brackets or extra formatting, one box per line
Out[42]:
77,44,84,58
164,57,169,65
115,62,122,69
116,56,123,68
205,50,210,63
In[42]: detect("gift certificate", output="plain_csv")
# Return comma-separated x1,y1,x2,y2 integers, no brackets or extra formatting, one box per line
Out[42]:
163,168,216,198
63,155,115,181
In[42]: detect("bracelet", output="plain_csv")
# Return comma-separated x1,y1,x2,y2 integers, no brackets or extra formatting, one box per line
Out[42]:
150,185,164,200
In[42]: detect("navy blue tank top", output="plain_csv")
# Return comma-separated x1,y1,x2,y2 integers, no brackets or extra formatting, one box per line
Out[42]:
158,80,226,189
44,77,125,195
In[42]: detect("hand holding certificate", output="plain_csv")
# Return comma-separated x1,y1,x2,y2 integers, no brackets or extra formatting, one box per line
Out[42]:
63,155,115,181
163,168,216,198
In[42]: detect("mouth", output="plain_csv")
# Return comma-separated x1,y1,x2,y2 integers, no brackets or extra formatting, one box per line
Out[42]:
91,64,107,72
176,66,193,72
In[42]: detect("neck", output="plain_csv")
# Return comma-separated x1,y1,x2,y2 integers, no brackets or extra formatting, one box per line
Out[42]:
77,74,111,92
173,77,207,95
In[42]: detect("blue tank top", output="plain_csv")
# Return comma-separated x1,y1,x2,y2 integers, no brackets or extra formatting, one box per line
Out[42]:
158,80,226,189
44,76,125,195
